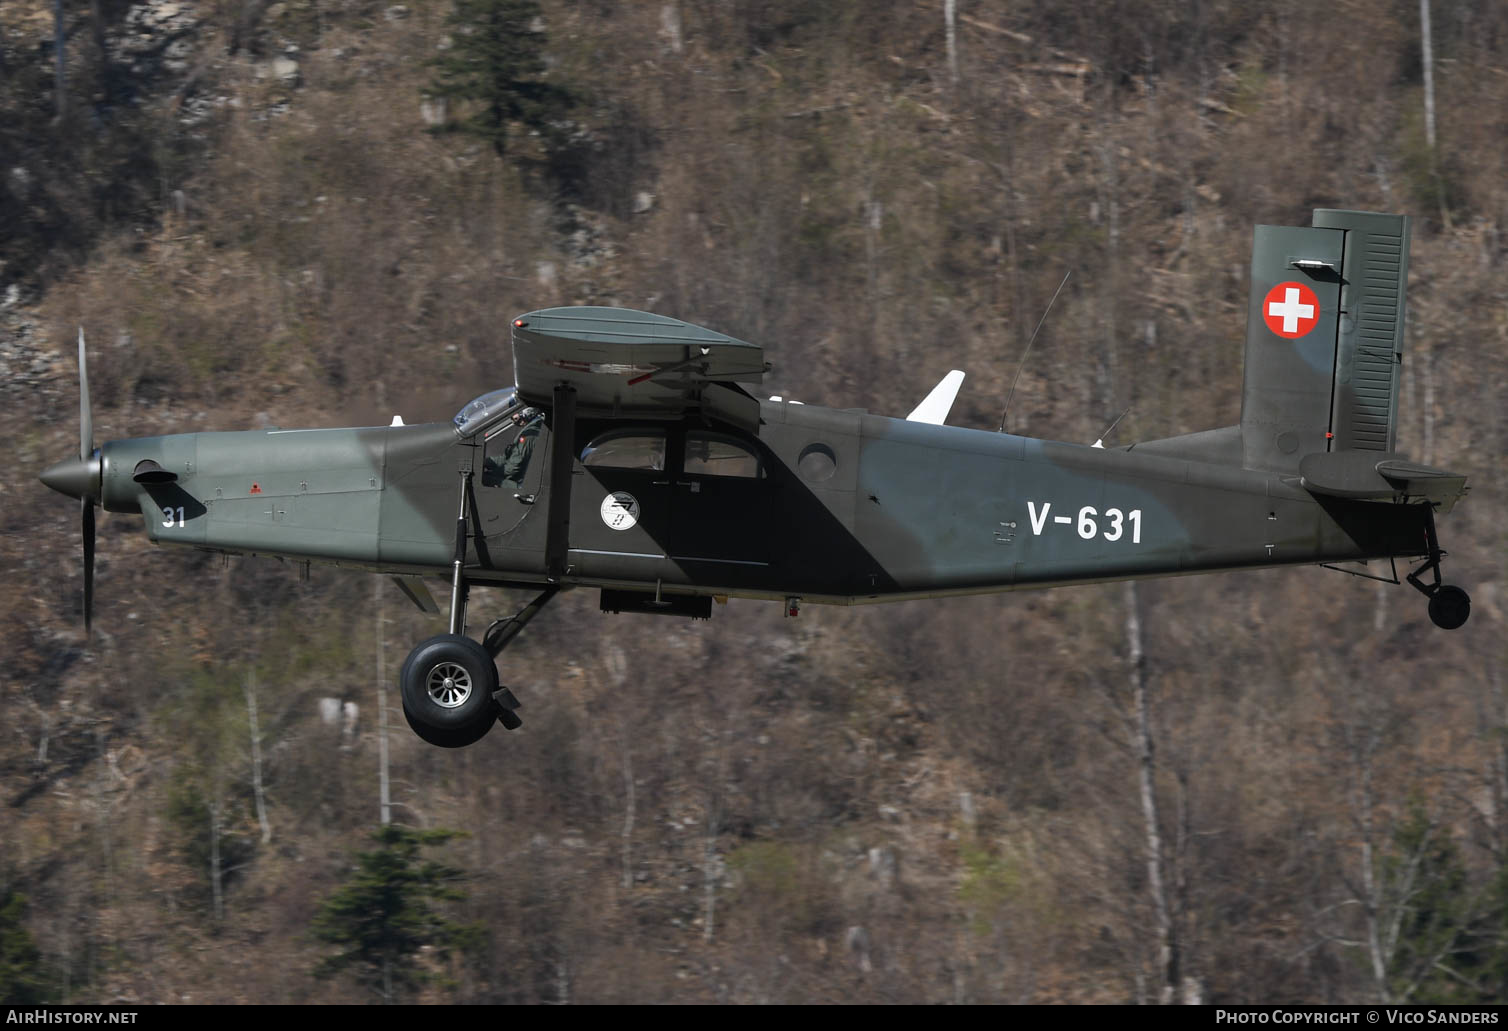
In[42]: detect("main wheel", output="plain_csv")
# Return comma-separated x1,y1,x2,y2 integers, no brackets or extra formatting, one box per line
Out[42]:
1428,585,1471,630
400,634,500,734
402,700,496,748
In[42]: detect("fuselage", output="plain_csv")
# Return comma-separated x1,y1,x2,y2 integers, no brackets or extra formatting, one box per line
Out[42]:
96,397,1428,606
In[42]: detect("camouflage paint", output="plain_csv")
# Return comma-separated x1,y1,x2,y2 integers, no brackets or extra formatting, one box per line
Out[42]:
66,209,1457,615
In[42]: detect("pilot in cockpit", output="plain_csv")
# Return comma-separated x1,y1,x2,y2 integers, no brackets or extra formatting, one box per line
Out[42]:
483,407,543,489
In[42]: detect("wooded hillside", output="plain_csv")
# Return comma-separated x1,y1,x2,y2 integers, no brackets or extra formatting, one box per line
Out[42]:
3,0,1508,1004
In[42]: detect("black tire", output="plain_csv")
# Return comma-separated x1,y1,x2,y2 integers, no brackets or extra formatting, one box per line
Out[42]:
402,700,496,748
399,634,500,733
1428,585,1471,630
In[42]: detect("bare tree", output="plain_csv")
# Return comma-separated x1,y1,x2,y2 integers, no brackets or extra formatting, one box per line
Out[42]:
53,0,66,123
1316,676,1408,1003
245,670,272,844
88,0,108,98
703,771,722,945
596,642,637,891
945,0,959,86
620,737,635,890
1126,581,1180,1003
1419,0,1452,227
209,798,225,923
1420,0,1437,154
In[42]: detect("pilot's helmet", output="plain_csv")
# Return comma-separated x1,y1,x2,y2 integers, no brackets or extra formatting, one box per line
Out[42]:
512,407,541,426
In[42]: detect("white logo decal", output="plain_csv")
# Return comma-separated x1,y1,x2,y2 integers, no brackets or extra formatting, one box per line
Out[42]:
600,492,640,531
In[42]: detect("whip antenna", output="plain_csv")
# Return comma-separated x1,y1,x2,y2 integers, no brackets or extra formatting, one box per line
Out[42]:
1091,406,1131,449
997,269,1071,433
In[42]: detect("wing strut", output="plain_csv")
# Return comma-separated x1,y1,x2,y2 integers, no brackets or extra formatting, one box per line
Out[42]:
544,383,577,580
482,587,560,659
392,575,441,614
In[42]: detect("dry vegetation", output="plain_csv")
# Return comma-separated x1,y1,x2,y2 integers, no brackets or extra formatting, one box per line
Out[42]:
4,0,1508,1004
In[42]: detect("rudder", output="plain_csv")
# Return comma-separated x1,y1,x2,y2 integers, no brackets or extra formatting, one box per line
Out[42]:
1314,209,1409,454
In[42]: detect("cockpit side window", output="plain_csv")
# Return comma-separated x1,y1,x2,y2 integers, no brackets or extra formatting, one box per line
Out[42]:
453,387,521,438
684,432,761,478
581,430,667,471
482,407,545,489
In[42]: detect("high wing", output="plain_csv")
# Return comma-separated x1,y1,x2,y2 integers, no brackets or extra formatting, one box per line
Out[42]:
511,307,769,420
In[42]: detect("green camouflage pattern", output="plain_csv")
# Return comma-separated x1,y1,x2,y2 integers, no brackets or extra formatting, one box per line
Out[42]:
54,209,1468,621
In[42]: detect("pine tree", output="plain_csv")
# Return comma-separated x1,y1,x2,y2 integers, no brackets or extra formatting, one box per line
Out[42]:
425,0,575,157
1384,806,1471,1002
1379,804,1508,1003
311,826,482,1003
0,888,47,1004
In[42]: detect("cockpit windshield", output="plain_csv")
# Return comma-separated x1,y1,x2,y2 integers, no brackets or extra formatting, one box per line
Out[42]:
452,387,521,438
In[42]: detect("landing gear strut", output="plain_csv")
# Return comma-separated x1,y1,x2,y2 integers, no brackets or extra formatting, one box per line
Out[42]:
1407,505,1471,630
399,587,561,746
400,466,563,746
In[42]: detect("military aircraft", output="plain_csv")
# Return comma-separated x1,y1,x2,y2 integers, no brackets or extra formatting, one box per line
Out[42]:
40,209,1471,747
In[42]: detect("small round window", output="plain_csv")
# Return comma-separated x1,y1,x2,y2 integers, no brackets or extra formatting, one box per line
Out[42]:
798,443,837,482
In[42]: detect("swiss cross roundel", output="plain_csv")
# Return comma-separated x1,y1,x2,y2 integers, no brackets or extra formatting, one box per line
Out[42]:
1262,281,1321,339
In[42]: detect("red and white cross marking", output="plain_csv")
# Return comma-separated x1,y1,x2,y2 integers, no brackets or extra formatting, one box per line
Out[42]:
1262,281,1320,339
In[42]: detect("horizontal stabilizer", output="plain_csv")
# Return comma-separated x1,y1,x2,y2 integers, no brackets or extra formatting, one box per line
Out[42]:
1376,460,1469,513
1298,451,1469,513
907,370,965,425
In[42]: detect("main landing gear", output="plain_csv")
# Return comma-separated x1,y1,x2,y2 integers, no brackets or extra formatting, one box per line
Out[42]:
399,587,560,748
1408,505,1471,631
399,465,563,747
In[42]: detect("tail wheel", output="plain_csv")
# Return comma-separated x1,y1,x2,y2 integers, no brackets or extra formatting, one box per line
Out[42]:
400,634,499,737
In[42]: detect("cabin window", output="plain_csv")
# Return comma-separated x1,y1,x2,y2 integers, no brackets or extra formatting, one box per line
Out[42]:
684,432,761,478
581,431,667,471
798,443,837,482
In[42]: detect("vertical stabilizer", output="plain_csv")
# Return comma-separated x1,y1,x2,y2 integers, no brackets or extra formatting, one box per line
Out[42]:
1240,222,1344,471
1238,209,1410,473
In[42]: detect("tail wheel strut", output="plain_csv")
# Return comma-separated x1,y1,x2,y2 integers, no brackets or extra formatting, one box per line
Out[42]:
1406,505,1470,630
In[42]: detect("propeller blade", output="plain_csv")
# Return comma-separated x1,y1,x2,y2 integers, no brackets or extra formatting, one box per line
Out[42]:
79,329,96,635
82,497,95,635
79,327,92,462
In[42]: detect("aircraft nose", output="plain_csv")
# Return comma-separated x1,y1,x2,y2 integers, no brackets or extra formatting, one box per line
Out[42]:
40,454,99,500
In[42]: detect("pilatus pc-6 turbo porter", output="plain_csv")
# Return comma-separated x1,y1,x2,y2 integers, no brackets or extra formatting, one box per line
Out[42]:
42,209,1471,747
